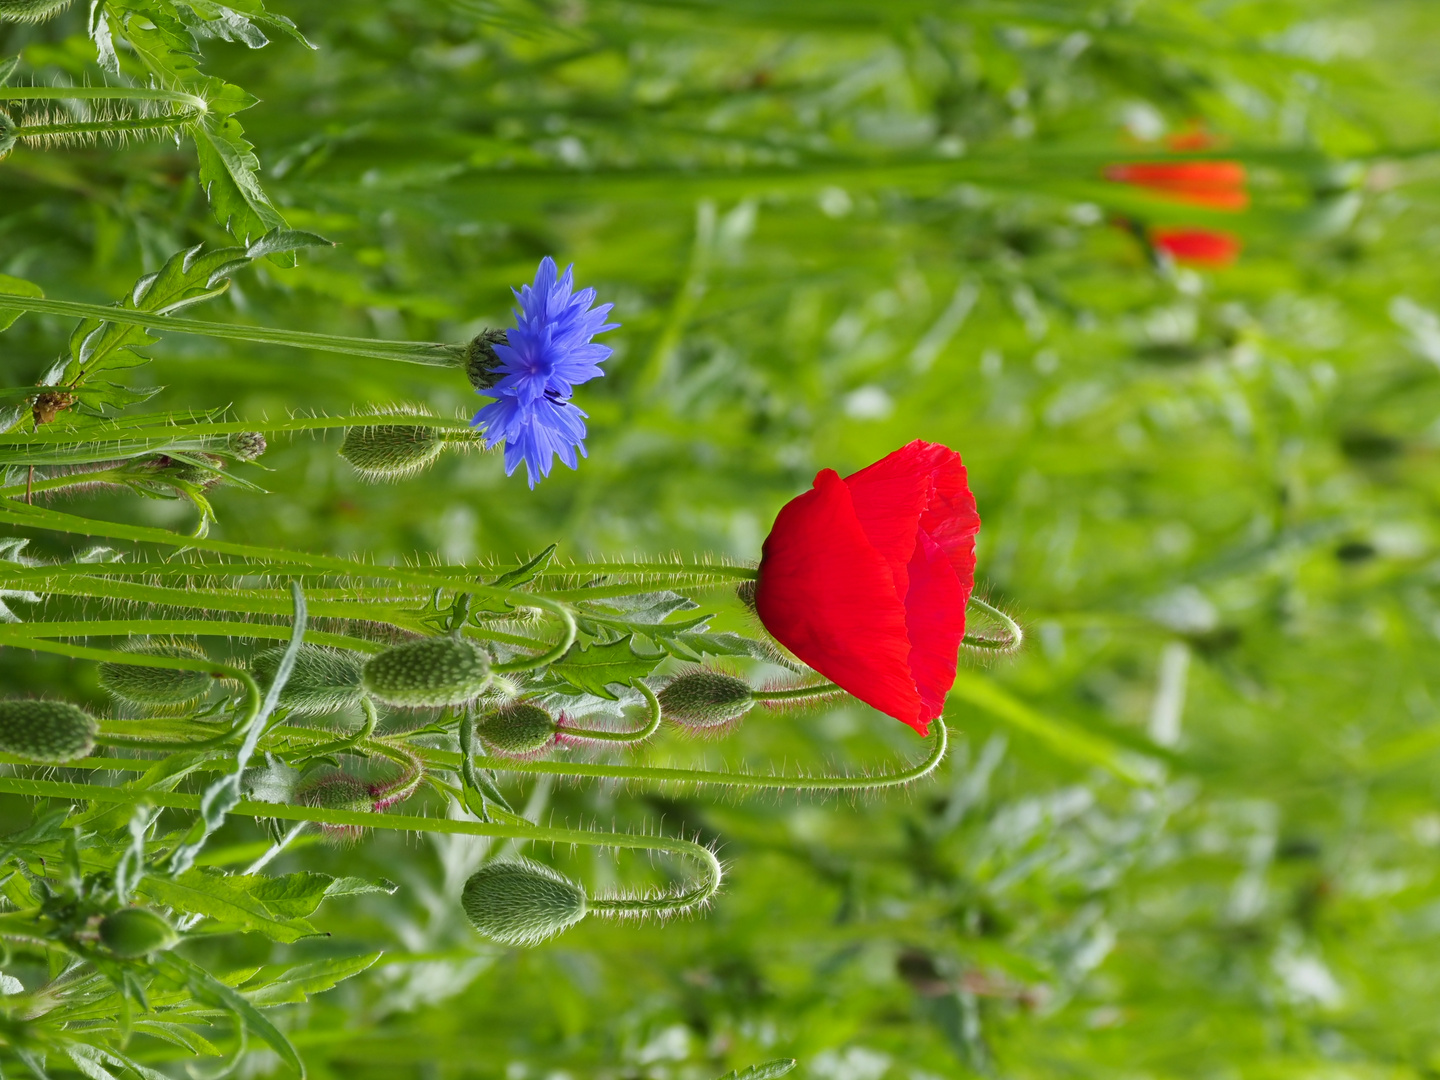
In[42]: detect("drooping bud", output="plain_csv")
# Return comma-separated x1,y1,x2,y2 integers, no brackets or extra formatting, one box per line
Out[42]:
251,644,366,716
0,0,74,22
297,768,374,844
362,636,491,708
461,859,588,946
477,703,557,757
465,329,508,391
227,431,268,462
0,700,97,763
98,907,179,958
658,670,755,730
340,420,444,482
98,642,213,708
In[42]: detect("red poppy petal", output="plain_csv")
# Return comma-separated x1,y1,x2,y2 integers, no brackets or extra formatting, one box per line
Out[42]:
899,444,980,596
1152,228,1242,267
905,529,966,730
756,468,924,728
842,443,936,602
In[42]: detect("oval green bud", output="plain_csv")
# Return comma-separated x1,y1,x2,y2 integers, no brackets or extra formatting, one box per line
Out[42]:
461,859,588,947
297,768,374,844
251,644,366,716
0,0,73,22
227,431,267,462
658,670,755,730
98,642,213,708
99,907,179,958
477,703,557,756
340,422,444,482
362,636,491,708
0,700,97,763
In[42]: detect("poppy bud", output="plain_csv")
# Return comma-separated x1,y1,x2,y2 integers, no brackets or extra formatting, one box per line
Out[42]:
477,703,557,756
361,637,491,708
0,700,97,763
465,329,508,391
658,670,754,730
227,431,268,462
251,644,366,716
754,441,980,736
98,642,213,708
340,420,444,482
0,0,72,22
461,859,588,946
98,907,179,958
298,768,373,844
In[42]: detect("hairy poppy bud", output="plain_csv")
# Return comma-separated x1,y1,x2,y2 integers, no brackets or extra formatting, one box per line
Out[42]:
755,441,979,736
465,329,508,391
340,421,444,481
0,700,96,763
98,642,213,708
0,0,73,22
461,859,588,946
477,703,556,756
251,644,366,716
658,671,754,730
362,637,491,708
298,768,373,844
99,907,179,958
227,431,268,462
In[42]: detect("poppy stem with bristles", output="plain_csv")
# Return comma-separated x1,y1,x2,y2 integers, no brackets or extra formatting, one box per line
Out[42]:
557,680,663,743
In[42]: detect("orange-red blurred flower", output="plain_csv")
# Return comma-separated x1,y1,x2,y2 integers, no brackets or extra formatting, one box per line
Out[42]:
1106,160,1249,211
1151,228,1242,268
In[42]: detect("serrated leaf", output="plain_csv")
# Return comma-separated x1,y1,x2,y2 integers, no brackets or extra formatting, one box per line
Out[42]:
243,952,381,1007
245,229,333,260
550,636,662,699
714,1061,797,1080
0,274,43,333
662,630,765,662
0,56,18,87
194,112,291,258
139,868,320,943
163,954,306,1079
89,0,120,75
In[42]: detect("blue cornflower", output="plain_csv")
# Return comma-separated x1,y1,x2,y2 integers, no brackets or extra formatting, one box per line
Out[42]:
470,257,618,487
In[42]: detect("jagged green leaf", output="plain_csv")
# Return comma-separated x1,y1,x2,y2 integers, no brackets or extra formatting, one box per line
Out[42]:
138,868,320,943
242,952,381,1007
714,1061,797,1080
550,635,662,699
0,274,42,333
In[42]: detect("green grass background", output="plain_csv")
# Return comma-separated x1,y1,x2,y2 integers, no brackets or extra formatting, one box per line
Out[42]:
7,1,1440,1076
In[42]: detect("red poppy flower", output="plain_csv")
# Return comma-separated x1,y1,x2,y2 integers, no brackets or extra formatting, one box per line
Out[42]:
754,441,980,735
1152,227,1242,268
1105,160,1249,211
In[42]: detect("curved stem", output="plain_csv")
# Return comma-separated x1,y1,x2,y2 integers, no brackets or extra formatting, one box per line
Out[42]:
587,841,722,921
490,596,577,673
752,681,839,702
0,295,467,368
964,596,1025,653
294,697,378,761
559,681,662,744
364,739,425,808
0,775,722,917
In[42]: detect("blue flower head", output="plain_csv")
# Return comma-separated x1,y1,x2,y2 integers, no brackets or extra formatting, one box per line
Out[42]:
470,257,618,488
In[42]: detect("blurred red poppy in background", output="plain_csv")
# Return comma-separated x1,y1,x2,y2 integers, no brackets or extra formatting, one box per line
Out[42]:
754,441,980,736
1151,228,1243,268
1106,160,1250,211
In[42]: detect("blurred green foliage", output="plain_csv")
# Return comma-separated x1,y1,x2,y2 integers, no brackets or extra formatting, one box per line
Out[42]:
7,0,1440,1077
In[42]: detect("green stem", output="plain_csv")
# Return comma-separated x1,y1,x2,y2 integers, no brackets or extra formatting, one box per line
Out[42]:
963,596,1025,653
0,87,208,110
0,775,722,915
294,697,378,760
0,469,128,500
0,412,474,446
0,295,467,368
491,595,577,673
752,681,839,702
560,681,663,743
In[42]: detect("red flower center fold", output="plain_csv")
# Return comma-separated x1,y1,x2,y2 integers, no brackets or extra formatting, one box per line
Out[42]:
753,441,980,735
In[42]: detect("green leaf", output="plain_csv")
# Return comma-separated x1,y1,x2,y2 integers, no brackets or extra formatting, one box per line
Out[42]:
243,952,381,1007
0,56,18,87
489,543,557,590
163,954,306,1079
662,630,765,662
714,1062,797,1080
550,636,662,700
138,868,320,943
194,112,292,258
0,274,42,333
